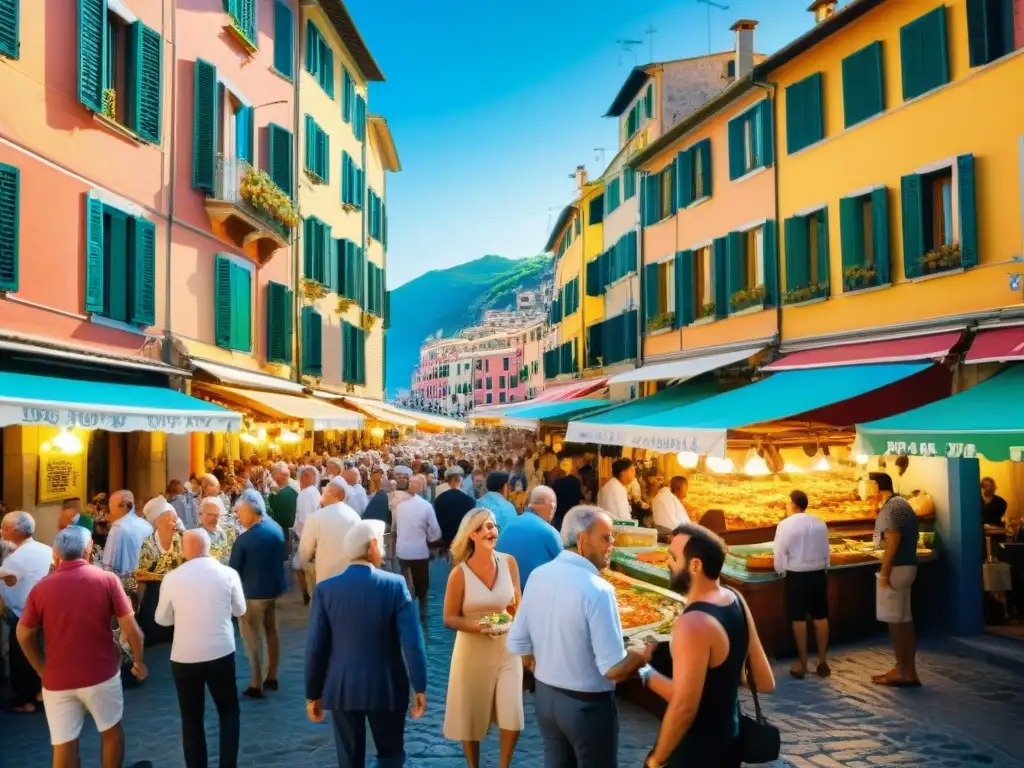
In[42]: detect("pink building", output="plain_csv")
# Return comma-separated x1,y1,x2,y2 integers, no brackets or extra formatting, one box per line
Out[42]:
472,347,525,408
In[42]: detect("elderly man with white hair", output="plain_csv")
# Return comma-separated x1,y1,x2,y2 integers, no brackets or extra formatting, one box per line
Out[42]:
101,489,153,577
268,461,299,534
293,466,322,605
496,485,562,591
297,481,361,584
394,474,442,622
305,519,428,768
506,506,656,768
341,466,368,516
0,510,53,712
157,529,246,768
197,496,235,563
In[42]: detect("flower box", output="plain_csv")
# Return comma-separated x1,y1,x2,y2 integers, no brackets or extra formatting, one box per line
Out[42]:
782,282,829,306
239,168,298,230
646,311,675,333
729,284,765,312
917,243,962,275
843,264,879,292
701,301,717,318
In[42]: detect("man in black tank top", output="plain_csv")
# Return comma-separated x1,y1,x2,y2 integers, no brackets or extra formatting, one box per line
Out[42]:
640,524,775,768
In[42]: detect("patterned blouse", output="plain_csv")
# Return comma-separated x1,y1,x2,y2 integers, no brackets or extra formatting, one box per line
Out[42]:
207,524,237,564
136,532,186,578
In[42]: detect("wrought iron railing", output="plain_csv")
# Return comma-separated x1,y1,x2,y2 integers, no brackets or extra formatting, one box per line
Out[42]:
213,155,291,241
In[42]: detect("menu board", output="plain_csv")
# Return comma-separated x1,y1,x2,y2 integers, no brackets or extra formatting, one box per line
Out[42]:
38,448,86,505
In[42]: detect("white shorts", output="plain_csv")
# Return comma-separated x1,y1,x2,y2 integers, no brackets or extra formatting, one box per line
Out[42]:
876,565,917,624
42,672,123,745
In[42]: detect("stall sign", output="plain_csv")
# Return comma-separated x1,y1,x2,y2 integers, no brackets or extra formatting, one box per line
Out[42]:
38,448,86,505
883,440,979,458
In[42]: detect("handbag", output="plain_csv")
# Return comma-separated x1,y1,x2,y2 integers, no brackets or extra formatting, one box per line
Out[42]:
731,590,781,764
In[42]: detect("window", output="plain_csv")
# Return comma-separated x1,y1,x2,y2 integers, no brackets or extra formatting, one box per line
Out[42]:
562,277,580,317
745,227,765,289
785,72,824,154
503,357,509,371
0,163,19,292
267,123,294,198
218,86,252,166
338,239,365,303
839,187,890,291
301,306,322,376
783,209,830,304
213,254,252,351
643,259,675,332
225,0,257,47
342,68,354,123
367,262,385,316
675,139,712,208
476,378,482,388
486,393,493,404
368,190,384,241
486,377,492,389
842,41,884,128
84,194,156,328
0,0,19,59
353,95,367,141
694,246,713,319
304,20,334,97
658,165,675,220
624,102,641,140
302,217,330,284
266,281,293,364
475,359,482,371
589,194,604,224
967,0,1016,66
304,115,329,182
604,177,621,216
342,152,364,208
643,84,654,119
272,0,293,79
623,168,637,199
342,321,366,384
926,168,954,248
77,2,162,143
723,221,779,311
728,101,773,180
499,392,506,404
499,376,505,389
900,6,949,101
485,360,489,372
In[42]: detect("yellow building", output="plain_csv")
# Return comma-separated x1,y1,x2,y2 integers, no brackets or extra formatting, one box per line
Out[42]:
768,0,1024,353
298,1,393,400
543,168,608,386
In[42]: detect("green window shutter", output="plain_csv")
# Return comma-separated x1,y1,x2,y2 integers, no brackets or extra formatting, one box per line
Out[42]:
127,22,162,144
355,96,366,141
192,60,217,192
872,187,891,285
327,237,339,293
900,6,949,101
784,216,809,291
106,209,129,322
839,195,865,273
340,323,350,381
77,0,105,112
320,222,332,284
758,100,774,167
0,0,19,59
727,115,745,180
901,173,925,278
267,124,292,198
966,0,1013,67
129,216,156,326
786,73,823,155
0,163,18,292
384,289,391,329
304,21,317,74
642,262,659,327
302,307,322,376
967,0,988,66
644,84,653,118
814,209,829,291
725,231,746,309
239,0,256,45
273,0,294,79
676,149,693,208
957,154,979,269
842,41,884,128
266,281,291,364
231,263,252,351
674,250,694,328
341,151,351,204
85,193,105,312
712,236,729,319
304,115,314,173
697,139,712,198
317,126,329,182
342,69,353,122
213,255,233,348
763,219,779,306
235,104,253,164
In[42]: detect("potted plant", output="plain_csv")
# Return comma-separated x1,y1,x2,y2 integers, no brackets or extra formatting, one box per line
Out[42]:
843,264,878,291
917,243,962,274
782,282,829,305
647,310,675,332
102,88,117,120
701,301,717,318
730,284,765,312
239,168,299,230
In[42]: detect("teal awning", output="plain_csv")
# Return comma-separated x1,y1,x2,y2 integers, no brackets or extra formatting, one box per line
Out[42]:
857,364,1024,460
566,364,928,456
0,371,242,434
499,398,611,429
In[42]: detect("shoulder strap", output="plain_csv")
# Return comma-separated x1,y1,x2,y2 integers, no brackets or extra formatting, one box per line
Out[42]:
726,587,765,725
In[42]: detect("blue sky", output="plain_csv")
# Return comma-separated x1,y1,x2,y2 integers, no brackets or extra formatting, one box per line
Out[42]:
346,0,837,287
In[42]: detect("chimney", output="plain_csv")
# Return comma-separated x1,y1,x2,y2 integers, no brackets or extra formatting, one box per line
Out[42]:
730,19,758,79
808,0,838,24
574,165,589,192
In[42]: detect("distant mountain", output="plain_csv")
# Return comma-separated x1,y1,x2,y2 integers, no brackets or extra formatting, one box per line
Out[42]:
386,254,552,395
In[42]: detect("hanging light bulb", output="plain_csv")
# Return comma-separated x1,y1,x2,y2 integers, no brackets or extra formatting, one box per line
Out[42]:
676,451,700,469
279,428,301,444
268,441,279,452
257,426,268,441
783,461,807,474
742,448,771,476
51,429,83,454
705,456,735,474
855,453,870,466
239,432,258,445
810,450,833,472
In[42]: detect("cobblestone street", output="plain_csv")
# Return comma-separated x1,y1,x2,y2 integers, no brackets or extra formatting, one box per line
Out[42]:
2,559,1023,767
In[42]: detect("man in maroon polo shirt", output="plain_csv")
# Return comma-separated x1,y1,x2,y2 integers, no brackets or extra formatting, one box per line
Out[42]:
16,526,152,768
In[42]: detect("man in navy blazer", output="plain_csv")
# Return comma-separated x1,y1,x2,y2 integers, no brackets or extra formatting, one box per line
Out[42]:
305,519,428,767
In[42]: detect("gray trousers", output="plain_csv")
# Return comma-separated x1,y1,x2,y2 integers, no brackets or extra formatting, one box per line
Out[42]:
534,681,618,768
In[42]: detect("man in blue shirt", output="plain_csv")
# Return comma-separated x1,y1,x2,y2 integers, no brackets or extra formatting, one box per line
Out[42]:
229,489,286,699
496,485,561,590
476,471,519,531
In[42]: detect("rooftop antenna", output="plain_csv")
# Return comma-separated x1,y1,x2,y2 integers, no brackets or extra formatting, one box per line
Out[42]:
616,38,641,66
594,148,606,166
695,0,729,55
644,22,657,62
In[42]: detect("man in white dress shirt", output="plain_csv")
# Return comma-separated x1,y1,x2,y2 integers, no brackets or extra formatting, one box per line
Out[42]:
293,467,322,605
773,489,831,679
596,458,635,523
393,475,441,621
102,490,153,577
0,511,53,713
651,476,691,535
156,529,246,767
298,483,361,584
507,506,655,766
341,467,368,517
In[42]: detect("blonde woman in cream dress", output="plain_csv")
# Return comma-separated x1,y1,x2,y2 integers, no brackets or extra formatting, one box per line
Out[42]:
443,508,524,768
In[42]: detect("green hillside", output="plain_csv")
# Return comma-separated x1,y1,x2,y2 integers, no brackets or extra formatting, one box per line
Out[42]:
386,254,551,396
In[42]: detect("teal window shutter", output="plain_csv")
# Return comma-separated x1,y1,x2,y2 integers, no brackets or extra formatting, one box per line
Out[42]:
341,151,351,204
0,0,19,59
642,262,659,327
0,163,18,292
842,41,884,128
266,281,292,364
213,255,233,348
813,209,829,292
327,237,339,293
342,68,353,123
354,95,366,141
85,193,105,312
106,209,129,322
763,219,779,306
643,83,653,118
304,20,317,74
957,154,978,268
676,149,693,208
267,124,293,198
872,187,891,285
341,322,353,382
900,6,949,102
127,22,162,144
784,216,810,291
230,263,252,351
318,126,329,182
674,250,694,327
77,0,105,112
696,139,712,198
727,115,745,180
786,73,823,154
712,236,728,318
192,59,218,192
839,195,865,273
235,105,253,164
967,0,1015,67
725,231,746,309
901,173,925,278
273,0,294,79
129,216,155,326
302,306,323,376
304,115,313,173
757,100,774,167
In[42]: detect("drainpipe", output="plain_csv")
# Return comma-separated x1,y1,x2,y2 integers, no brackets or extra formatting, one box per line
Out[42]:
578,202,584,380
292,10,302,383
162,0,177,370
636,171,646,383
361,94,368,395
753,79,781,355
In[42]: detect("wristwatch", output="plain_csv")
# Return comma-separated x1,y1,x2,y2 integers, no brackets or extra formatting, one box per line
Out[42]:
638,664,654,688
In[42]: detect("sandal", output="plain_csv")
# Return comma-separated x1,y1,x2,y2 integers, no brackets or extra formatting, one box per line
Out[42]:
789,663,807,679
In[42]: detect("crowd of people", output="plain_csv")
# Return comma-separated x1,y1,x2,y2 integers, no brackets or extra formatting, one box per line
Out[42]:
0,429,936,768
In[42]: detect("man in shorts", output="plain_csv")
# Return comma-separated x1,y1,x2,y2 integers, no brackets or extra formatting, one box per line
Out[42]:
16,526,151,768
870,471,921,687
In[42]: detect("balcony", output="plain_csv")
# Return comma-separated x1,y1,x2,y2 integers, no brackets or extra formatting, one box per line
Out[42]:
204,156,295,263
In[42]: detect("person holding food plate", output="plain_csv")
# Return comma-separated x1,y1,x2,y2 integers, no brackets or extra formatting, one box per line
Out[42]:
442,508,524,768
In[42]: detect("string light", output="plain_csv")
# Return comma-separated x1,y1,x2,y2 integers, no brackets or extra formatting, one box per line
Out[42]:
705,456,735,474
676,451,700,469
